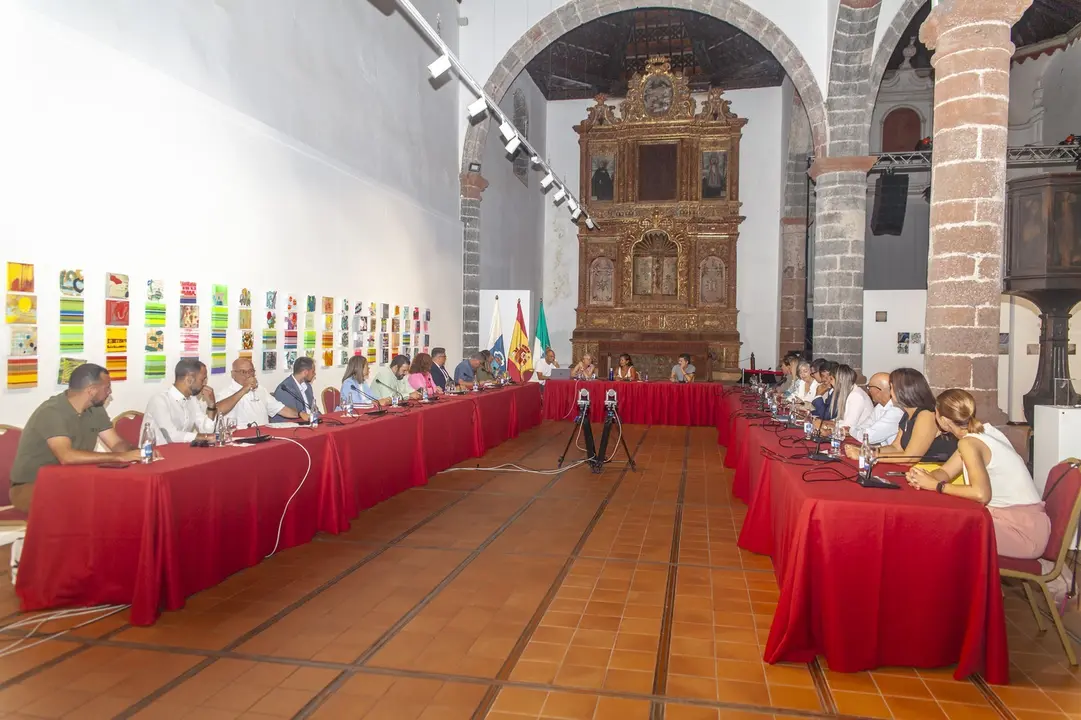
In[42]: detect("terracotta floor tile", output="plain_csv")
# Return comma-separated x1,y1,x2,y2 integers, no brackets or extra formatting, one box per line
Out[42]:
602,668,654,694
666,674,719,701
767,684,820,711
593,696,651,720
540,690,598,719
492,686,547,715
939,701,1004,719
885,695,950,720
833,690,893,719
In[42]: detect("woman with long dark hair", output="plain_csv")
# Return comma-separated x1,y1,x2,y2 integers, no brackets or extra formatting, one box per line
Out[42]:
615,353,638,381
851,367,957,462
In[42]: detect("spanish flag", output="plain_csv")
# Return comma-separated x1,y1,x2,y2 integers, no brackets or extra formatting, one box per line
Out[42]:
508,299,533,382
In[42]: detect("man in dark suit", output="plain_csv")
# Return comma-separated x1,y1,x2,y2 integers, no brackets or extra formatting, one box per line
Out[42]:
430,347,452,391
272,356,315,423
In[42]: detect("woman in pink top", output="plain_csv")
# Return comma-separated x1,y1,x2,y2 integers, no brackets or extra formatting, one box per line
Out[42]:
408,353,442,395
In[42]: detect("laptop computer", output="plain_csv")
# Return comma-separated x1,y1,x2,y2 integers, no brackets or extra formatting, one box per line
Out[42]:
549,368,572,379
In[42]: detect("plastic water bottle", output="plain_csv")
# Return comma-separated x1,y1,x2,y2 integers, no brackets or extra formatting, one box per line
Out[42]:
391,394,399,408
829,424,843,458
139,422,155,463
422,387,429,402
608,368,614,381
803,417,814,440
213,414,224,446
310,407,320,426
858,432,873,477
472,379,479,393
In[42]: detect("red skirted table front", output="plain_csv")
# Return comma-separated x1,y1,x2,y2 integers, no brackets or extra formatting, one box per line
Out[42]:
542,379,721,426
720,407,1009,683
16,383,542,625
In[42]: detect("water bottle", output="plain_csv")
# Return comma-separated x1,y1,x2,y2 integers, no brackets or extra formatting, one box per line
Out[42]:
858,432,873,477
392,394,400,407
803,416,814,440
422,387,429,402
310,407,320,426
139,422,155,463
213,414,224,446
472,379,479,393
344,398,354,416
608,368,614,381
643,371,648,382
829,424,843,458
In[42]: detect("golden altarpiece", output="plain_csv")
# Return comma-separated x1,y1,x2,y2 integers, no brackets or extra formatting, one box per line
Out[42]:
571,57,745,380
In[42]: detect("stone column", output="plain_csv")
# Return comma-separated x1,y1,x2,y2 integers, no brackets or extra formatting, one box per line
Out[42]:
920,0,1030,419
460,171,488,355
808,156,876,371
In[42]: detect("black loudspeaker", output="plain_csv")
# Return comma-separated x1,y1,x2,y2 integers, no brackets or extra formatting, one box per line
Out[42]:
871,174,909,236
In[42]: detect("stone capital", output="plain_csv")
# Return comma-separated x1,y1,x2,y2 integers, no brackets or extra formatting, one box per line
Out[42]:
920,0,1032,51
839,0,881,8
460,171,489,201
807,155,876,181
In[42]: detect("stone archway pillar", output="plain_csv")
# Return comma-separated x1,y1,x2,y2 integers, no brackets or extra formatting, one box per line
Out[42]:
460,171,488,354
920,0,1031,419
808,156,876,372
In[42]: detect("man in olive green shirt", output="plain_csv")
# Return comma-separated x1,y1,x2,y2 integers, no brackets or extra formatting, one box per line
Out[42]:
370,355,421,402
9,363,143,513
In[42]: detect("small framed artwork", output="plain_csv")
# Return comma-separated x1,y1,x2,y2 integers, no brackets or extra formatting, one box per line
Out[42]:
875,311,888,322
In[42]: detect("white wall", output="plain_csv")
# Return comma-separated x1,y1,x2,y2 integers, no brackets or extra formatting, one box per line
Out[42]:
862,290,927,376
0,1,463,426
456,0,829,163
541,87,787,368
479,72,548,322
479,291,533,359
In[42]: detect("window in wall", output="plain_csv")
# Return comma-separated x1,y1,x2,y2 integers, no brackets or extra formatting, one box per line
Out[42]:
882,107,922,153
513,90,529,187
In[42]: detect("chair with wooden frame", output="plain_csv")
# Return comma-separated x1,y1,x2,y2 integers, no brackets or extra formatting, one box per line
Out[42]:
0,425,28,527
998,459,1081,665
322,387,341,415
112,411,144,448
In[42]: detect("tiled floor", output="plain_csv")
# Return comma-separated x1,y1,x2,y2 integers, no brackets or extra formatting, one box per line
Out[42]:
2,422,1081,719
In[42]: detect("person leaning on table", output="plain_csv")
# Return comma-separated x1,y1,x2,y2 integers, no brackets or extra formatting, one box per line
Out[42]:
670,354,695,383
9,363,147,513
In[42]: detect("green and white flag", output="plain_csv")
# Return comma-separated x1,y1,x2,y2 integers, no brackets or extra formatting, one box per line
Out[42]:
531,300,551,381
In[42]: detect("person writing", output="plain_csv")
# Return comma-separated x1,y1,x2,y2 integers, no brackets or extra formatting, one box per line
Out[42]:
533,348,559,385
808,360,837,421
849,367,957,463
218,357,303,427
572,354,596,379
272,356,317,422
615,353,638,381
849,372,904,446
372,355,421,401
453,353,485,390
906,389,1050,560
670,354,695,383
9,363,145,513
341,355,386,407
145,358,219,443
408,353,443,396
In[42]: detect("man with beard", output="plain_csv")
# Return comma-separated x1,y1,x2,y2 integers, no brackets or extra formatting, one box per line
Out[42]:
10,363,145,512
145,358,219,444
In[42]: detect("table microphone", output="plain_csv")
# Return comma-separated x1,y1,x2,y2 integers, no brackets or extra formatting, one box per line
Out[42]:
352,386,389,415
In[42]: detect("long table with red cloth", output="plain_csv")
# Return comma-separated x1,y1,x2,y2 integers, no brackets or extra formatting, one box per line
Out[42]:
718,390,1009,683
542,379,721,426
16,384,542,625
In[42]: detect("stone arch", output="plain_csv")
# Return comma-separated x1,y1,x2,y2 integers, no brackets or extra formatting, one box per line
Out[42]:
862,0,929,148
458,0,829,352
460,0,828,177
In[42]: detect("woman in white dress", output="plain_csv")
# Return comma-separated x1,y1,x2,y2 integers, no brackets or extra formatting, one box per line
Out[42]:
788,361,818,403
906,389,1050,560
818,364,872,434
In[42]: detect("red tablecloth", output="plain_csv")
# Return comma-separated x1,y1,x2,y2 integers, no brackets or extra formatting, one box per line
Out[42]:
16,384,542,625
542,379,721,426
719,412,1009,683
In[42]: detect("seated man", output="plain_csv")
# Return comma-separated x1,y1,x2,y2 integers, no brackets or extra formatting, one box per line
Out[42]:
849,372,904,446
145,358,219,443
670,354,696,383
371,354,421,402
218,357,304,427
272,356,317,421
809,359,838,421
430,347,453,391
476,350,495,382
533,348,559,385
10,363,143,512
453,353,485,390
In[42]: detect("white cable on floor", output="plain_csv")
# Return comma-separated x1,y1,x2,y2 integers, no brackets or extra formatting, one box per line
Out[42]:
605,413,624,463
265,436,312,559
442,420,594,475
0,604,129,658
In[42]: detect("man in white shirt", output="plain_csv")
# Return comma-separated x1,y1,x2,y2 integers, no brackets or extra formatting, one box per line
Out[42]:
217,357,304,428
144,359,218,444
532,348,559,385
851,372,904,446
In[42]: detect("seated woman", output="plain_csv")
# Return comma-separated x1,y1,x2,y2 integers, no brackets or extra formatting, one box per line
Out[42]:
571,354,596,379
407,352,443,396
777,352,801,395
615,353,638,381
819,364,872,434
848,367,957,462
340,356,386,407
476,350,495,383
788,361,818,403
906,389,1049,560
